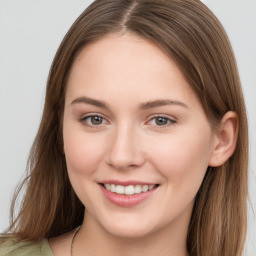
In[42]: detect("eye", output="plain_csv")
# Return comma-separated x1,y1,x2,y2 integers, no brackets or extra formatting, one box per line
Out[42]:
80,115,108,127
148,116,176,127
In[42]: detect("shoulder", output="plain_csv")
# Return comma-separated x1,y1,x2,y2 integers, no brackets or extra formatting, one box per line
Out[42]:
0,236,54,256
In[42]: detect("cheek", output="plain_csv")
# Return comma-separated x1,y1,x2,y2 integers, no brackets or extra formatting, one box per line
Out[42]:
63,128,105,177
63,128,107,208
149,126,213,191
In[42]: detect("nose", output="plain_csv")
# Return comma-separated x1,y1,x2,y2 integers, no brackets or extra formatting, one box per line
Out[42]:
106,124,145,170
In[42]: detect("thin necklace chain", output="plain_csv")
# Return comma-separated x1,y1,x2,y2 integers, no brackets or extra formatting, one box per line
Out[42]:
70,226,81,256
70,226,190,256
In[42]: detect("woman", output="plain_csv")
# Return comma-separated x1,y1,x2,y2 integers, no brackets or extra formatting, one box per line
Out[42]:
0,0,248,255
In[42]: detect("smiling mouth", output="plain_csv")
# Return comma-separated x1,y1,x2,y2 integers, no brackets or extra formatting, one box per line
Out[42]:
100,183,159,195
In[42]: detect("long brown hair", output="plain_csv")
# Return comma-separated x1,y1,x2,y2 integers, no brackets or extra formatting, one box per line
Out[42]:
5,0,248,255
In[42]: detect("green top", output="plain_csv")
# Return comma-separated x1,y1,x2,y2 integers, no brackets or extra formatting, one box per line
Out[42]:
0,237,54,256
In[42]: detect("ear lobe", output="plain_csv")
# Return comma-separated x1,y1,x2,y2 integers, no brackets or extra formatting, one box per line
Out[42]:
208,111,238,167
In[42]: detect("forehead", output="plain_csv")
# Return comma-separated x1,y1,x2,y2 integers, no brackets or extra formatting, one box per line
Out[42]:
70,33,177,81
65,33,201,112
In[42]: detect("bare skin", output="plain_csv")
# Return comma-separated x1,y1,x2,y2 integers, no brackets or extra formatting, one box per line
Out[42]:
49,229,76,256
49,33,237,256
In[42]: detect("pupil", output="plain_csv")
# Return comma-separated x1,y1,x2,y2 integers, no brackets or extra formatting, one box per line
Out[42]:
156,117,167,126
92,116,102,125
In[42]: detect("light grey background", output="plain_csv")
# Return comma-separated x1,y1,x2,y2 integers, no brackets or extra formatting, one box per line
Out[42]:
0,0,255,254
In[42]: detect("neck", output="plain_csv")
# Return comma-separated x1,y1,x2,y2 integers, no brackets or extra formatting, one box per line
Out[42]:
73,212,190,256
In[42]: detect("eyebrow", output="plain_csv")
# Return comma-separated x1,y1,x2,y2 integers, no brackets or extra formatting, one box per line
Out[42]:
71,96,110,109
71,96,188,110
139,99,189,110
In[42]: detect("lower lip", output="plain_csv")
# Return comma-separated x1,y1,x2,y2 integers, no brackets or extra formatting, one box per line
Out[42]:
100,185,157,207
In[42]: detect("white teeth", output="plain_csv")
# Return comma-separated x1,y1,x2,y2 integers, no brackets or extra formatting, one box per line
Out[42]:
105,184,111,190
125,185,135,195
116,185,125,194
149,185,154,191
110,184,116,192
103,184,157,195
134,185,142,194
142,185,149,192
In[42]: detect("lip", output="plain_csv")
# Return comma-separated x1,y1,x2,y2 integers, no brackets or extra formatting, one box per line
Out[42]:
99,182,159,207
99,180,156,186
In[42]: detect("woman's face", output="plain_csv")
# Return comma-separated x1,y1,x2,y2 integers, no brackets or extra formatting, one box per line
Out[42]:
63,33,216,238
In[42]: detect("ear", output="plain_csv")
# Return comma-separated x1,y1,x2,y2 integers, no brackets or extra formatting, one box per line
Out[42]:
208,111,238,167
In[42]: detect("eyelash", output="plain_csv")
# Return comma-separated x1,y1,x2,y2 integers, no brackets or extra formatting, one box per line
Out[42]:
79,114,176,128
80,114,108,128
146,115,176,127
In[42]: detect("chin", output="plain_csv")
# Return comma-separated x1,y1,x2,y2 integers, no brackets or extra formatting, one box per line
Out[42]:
97,214,161,239
105,224,153,239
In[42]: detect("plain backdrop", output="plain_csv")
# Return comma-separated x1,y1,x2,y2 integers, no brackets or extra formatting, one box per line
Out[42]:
0,0,255,254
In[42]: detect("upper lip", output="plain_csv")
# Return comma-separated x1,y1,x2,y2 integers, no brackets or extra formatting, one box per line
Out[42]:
99,180,158,186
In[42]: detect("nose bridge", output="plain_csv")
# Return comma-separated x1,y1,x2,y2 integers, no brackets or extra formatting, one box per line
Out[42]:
107,121,144,169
